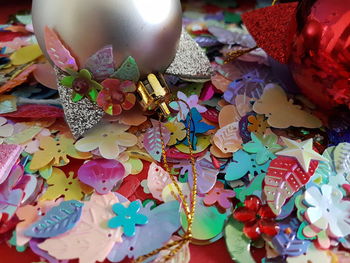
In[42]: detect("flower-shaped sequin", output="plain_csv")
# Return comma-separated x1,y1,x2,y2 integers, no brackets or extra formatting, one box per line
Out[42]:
97,79,136,116
243,133,282,165
0,117,14,144
60,69,103,102
74,122,138,159
169,91,207,121
299,185,350,239
247,115,269,135
108,201,148,237
204,181,235,209
233,195,279,240
164,121,186,146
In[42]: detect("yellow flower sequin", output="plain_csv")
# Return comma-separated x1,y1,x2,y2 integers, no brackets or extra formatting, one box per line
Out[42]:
165,121,186,146
248,114,269,135
30,133,92,170
74,122,138,159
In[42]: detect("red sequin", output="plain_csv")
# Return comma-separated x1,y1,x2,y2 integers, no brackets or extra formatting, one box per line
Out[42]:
233,195,279,240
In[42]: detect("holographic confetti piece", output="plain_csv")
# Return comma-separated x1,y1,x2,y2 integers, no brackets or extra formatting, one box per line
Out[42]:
78,159,125,195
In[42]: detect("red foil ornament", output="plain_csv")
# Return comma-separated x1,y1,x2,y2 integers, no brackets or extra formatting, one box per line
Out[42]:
243,0,350,109
290,0,350,109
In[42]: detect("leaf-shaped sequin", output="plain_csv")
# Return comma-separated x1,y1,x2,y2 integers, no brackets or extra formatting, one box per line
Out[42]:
4,126,42,145
225,150,270,181
143,119,170,162
213,122,242,154
174,157,217,194
30,134,92,170
85,45,115,81
272,218,311,257
40,168,92,201
147,163,172,201
224,217,255,263
16,200,60,246
38,193,123,263
108,201,181,262
264,156,319,215
10,44,43,65
111,56,140,82
44,27,78,71
334,143,350,175
25,200,83,238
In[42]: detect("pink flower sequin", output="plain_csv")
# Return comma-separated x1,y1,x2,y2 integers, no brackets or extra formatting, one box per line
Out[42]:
204,181,235,209
97,79,136,116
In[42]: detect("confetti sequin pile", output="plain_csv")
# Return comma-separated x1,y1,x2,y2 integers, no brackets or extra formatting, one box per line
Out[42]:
0,1,349,263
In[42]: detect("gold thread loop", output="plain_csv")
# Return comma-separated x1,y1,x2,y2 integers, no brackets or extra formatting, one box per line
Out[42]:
134,99,198,263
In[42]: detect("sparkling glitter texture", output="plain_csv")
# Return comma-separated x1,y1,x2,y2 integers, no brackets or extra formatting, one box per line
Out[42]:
242,2,298,64
166,29,213,80
55,67,104,138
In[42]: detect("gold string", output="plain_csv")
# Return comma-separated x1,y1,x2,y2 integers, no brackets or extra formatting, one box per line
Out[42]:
272,0,278,6
134,99,198,263
224,46,258,63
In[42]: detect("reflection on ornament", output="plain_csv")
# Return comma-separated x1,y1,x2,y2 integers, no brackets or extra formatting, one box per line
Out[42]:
290,0,350,109
32,0,212,137
242,0,350,109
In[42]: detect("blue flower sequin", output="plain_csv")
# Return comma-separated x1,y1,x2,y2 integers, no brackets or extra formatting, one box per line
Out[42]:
108,201,148,237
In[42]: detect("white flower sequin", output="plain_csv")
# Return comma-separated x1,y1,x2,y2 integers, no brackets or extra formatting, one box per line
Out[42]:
304,185,350,238
169,91,207,121
74,122,137,159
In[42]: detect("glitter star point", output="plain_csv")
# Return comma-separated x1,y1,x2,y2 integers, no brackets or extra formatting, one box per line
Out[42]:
276,137,328,171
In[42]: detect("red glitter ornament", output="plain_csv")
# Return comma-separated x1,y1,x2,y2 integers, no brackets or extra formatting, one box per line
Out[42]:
290,0,350,109
242,0,350,109
242,3,298,64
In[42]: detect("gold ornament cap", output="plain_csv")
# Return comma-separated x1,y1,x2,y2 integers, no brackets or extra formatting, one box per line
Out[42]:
137,73,171,116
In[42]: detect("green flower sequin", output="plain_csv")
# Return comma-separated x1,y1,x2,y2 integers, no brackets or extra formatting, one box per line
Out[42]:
243,133,282,165
60,69,103,103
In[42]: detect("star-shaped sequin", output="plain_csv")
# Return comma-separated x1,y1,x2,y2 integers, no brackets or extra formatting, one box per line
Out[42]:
276,137,327,172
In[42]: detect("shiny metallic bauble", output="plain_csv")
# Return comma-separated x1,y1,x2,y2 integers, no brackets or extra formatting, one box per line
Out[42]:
32,0,182,76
